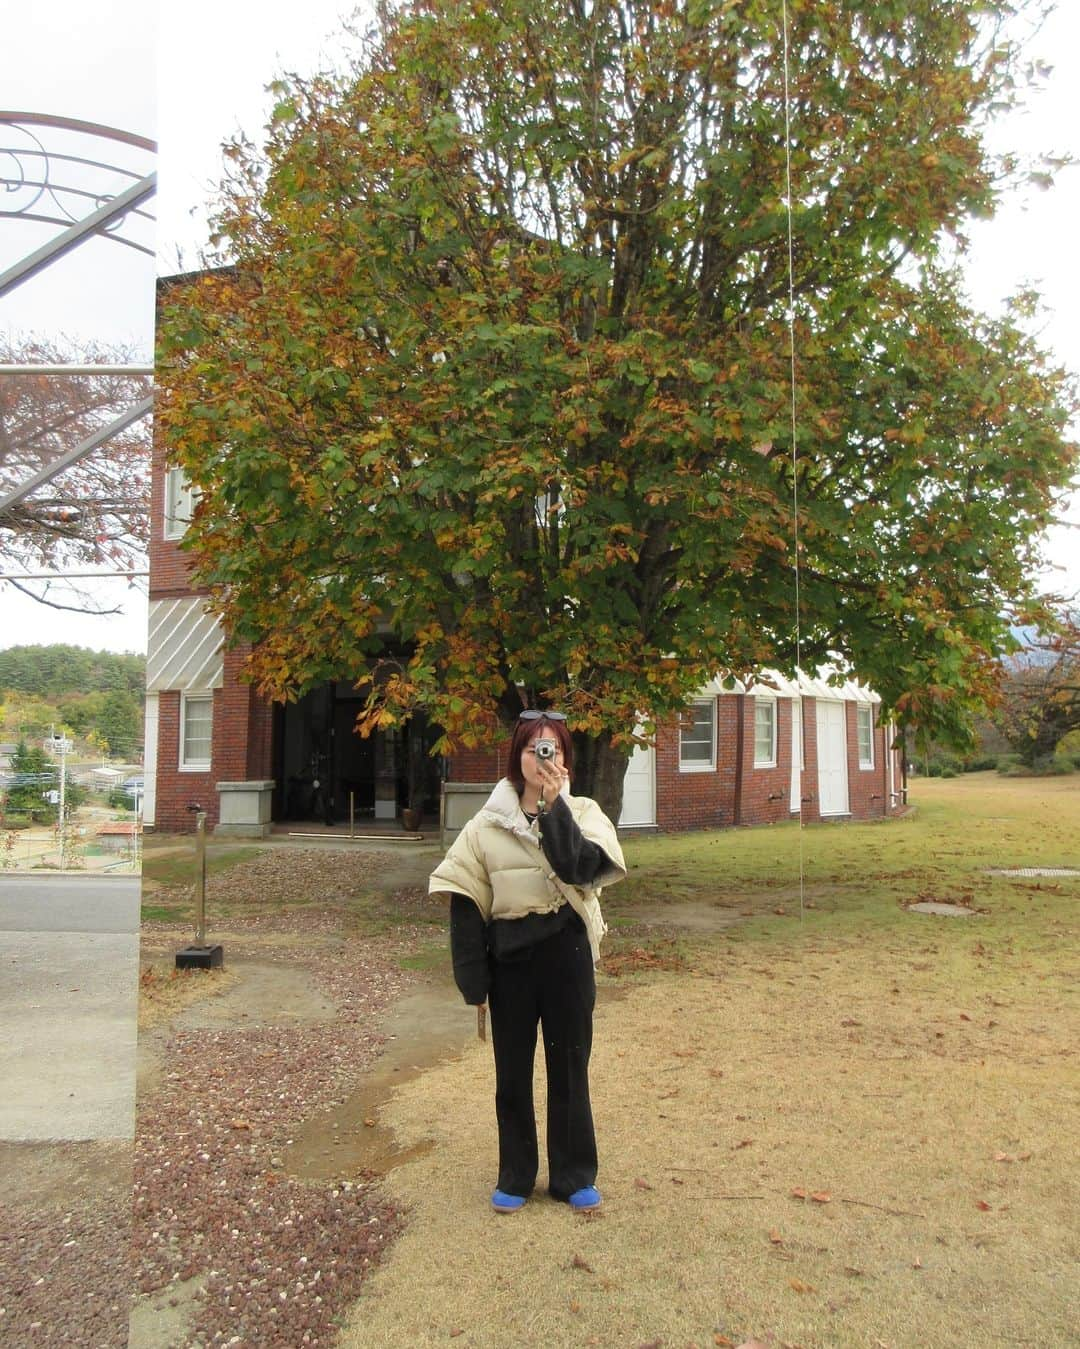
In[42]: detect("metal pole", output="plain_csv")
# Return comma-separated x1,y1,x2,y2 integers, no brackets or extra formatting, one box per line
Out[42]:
350,791,355,838
0,364,154,376
0,171,156,298
0,393,155,514
194,810,207,945
58,738,67,867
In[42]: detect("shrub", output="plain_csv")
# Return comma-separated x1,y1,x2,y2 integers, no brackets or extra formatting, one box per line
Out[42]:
999,755,1076,777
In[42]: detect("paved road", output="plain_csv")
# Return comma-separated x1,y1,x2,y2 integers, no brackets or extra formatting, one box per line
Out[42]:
0,873,139,1141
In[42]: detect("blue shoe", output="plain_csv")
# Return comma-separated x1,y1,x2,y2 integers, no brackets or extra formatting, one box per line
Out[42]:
491,1188,526,1213
568,1186,601,1212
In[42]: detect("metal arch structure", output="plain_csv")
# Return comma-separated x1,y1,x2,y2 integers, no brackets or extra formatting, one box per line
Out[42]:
0,111,156,294
0,112,156,595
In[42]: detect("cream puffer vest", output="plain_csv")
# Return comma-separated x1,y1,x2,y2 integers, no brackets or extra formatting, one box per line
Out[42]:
429,779,627,965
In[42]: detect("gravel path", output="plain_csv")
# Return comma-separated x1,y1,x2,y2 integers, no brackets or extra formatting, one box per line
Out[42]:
132,936,416,1347
2,846,443,1348
0,1139,133,1348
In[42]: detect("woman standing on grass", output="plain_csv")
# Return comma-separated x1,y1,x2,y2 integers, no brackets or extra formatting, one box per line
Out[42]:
429,711,626,1213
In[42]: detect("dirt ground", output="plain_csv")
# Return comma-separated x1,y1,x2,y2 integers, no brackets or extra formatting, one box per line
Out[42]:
339,948,1077,1348
123,828,1078,1349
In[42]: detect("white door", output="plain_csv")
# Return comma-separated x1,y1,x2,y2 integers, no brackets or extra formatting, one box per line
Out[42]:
789,697,802,813
816,700,849,816
619,742,656,828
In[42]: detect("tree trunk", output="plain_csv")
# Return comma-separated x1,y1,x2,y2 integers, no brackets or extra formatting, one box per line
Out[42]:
571,730,630,826
1021,717,1065,770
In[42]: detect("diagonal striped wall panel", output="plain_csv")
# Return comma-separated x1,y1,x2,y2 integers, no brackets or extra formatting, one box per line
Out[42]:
146,597,225,691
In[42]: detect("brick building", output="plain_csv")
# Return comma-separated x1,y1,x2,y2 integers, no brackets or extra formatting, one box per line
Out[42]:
144,430,905,833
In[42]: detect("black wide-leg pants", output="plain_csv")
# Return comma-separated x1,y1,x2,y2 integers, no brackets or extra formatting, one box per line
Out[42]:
488,916,597,1200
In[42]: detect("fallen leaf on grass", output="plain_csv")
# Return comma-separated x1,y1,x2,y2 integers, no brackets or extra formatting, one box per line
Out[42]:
789,1277,816,1293
569,1300,581,1313
634,1177,654,1191
229,1118,252,1131
789,1187,830,1202
734,1138,754,1150
975,1199,992,1211
768,1229,784,1245
714,1336,734,1347
571,1253,594,1273
913,1257,923,1269
994,1152,1015,1163
363,1117,376,1127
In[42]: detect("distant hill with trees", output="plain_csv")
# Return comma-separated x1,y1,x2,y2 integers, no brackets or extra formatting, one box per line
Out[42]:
0,645,145,760
0,645,143,699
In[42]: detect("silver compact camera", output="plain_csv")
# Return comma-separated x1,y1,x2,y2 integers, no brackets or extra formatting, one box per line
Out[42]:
535,738,558,762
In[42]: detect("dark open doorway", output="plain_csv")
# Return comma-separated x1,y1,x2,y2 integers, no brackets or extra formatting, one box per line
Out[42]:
272,683,442,825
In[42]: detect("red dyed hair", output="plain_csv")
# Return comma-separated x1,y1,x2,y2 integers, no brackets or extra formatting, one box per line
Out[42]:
505,715,574,792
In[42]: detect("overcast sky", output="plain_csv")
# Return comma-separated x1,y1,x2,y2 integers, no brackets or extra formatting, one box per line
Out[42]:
1,0,1077,656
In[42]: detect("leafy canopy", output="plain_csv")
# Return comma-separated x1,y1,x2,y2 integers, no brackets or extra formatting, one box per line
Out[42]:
159,0,1077,789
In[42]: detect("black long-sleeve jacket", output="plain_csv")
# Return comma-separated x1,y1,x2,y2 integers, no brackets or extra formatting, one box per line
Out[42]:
449,794,612,1004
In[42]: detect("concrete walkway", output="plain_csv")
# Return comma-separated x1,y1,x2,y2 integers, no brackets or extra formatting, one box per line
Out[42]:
0,873,139,1141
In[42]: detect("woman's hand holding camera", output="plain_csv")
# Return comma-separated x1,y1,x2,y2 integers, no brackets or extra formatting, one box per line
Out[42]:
535,755,568,810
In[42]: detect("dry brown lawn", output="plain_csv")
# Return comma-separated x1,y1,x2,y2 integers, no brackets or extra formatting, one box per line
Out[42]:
338,777,1078,1349
339,960,1076,1348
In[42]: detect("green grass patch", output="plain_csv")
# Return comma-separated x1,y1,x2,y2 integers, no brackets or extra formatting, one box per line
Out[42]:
140,903,182,923
396,944,451,974
142,845,264,891
604,774,1080,997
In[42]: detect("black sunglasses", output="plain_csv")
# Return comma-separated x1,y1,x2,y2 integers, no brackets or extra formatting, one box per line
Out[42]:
518,710,567,722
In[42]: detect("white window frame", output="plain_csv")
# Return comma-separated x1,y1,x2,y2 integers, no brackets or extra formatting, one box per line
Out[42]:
164,466,199,541
679,698,716,772
179,691,213,772
857,703,875,769
753,697,777,768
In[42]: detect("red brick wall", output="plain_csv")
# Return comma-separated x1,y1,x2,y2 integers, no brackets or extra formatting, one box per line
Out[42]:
846,703,892,820
799,699,820,823
148,431,201,597
440,693,905,831
735,696,793,828
152,689,217,832
151,644,276,833
448,746,504,783
653,696,735,830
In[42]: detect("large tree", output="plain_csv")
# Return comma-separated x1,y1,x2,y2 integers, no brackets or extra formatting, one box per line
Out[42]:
997,613,1080,768
159,0,1077,819
0,336,151,614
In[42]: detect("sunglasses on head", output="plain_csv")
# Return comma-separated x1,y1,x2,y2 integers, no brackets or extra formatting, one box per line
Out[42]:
518,709,567,722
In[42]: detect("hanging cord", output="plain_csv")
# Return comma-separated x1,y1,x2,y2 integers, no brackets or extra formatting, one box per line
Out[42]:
780,0,806,920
